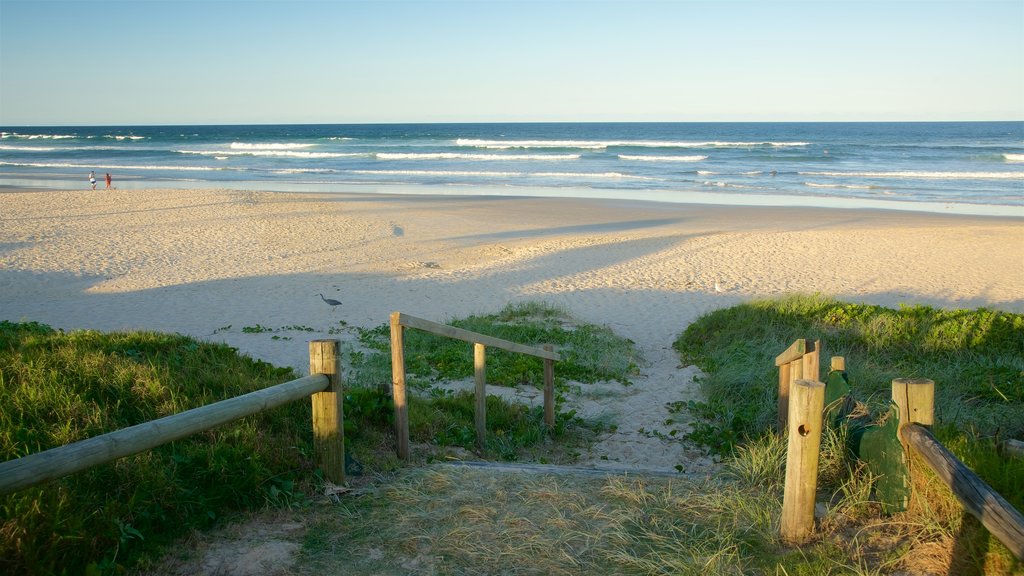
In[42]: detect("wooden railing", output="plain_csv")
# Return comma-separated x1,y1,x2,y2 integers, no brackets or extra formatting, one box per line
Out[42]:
389,311,561,460
776,340,1024,560
0,340,346,496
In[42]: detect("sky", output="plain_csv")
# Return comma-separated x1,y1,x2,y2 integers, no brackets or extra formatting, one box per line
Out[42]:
0,0,1022,126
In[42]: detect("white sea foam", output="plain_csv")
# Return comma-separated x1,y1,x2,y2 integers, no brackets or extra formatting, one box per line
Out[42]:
1004,153,1024,163
0,144,60,151
375,152,580,161
349,169,521,177
800,170,1024,180
0,161,221,171
457,138,809,149
104,135,145,140
178,149,366,159
272,168,338,174
618,154,708,162
0,132,76,140
229,142,315,150
0,144,129,152
804,182,873,190
697,170,716,176
347,169,655,180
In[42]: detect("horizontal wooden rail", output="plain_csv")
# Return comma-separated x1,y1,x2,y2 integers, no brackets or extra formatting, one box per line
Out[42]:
903,424,1024,560
0,374,329,496
394,312,561,361
775,339,806,366
390,311,560,460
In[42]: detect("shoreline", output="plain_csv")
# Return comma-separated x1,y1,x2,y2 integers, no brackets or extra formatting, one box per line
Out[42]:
2,179,1022,218
3,187,1022,471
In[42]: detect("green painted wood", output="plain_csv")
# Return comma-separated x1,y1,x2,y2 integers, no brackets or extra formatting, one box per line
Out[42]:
857,405,910,514
823,369,851,421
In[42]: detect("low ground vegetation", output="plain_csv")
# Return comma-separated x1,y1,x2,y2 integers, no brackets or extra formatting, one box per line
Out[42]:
2,297,1021,575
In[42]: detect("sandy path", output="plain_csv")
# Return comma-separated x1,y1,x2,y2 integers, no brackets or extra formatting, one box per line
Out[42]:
2,188,1022,473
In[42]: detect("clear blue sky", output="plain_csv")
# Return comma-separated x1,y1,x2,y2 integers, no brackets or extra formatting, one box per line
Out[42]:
1,0,1021,125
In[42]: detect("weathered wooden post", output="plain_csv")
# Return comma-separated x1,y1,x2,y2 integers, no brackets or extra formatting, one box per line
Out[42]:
390,312,410,460
891,378,935,444
776,339,805,432
543,344,555,428
781,378,826,544
475,343,487,450
309,339,344,483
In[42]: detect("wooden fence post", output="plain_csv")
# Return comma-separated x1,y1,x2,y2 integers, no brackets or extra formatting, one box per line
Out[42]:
891,378,935,443
543,344,555,428
475,343,487,450
310,339,344,483
390,312,410,460
781,378,826,544
776,339,806,433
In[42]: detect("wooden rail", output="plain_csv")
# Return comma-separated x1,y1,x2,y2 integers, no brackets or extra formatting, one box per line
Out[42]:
0,340,345,496
903,424,1024,559
390,312,560,460
894,378,1023,560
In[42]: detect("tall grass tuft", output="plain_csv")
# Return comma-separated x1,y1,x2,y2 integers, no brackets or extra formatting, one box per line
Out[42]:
0,322,313,575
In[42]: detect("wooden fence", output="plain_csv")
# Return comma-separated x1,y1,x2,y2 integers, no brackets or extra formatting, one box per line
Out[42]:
776,340,1024,560
389,311,561,460
0,340,346,496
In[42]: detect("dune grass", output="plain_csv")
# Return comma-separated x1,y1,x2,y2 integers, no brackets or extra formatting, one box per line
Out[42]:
0,321,313,575
0,302,641,574
674,294,1024,574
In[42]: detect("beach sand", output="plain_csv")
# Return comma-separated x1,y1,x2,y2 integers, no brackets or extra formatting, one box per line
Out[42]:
2,188,1022,472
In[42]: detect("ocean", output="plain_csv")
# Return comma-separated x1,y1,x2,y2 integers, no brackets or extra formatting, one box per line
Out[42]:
1,122,1021,216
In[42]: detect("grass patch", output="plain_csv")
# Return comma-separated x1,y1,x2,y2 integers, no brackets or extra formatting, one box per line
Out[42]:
301,465,898,575
0,321,313,575
343,302,642,466
1,302,641,574
674,294,1024,574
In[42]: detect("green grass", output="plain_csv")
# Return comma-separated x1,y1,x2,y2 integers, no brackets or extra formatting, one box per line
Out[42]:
341,302,642,468
0,302,642,574
673,294,1024,574
0,321,313,575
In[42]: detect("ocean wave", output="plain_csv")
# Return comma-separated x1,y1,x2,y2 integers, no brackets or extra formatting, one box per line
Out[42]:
0,144,60,151
702,180,755,189
0,161,222,171
229,142,315,150
800,170,1024,180
618,154,708,162
104,135,145,140
1,132,76,140
804,182,874,190
457,138,809,149
1004,153,1024,163
0,144,133,152
347,169,656,180
177,149,366,159
375,152,580,161
272,168,338,174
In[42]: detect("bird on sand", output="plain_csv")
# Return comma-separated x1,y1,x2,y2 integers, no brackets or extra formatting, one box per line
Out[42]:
319,293,342,311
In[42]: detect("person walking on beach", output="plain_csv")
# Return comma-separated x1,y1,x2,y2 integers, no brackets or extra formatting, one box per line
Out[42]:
105,173,112,189
89,171,96,190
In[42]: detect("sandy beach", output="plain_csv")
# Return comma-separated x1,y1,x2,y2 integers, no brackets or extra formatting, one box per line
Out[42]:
2,188,1022,472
